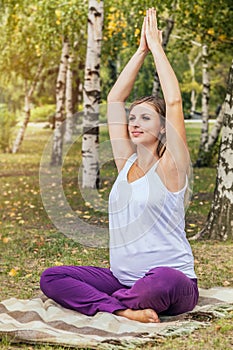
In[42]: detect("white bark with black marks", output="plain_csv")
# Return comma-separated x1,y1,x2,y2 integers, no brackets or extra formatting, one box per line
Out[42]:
189,51,202,118
201,44,210,150
51,39,69,165
195,44,212,167
12,60,43,153
192,60,233,240
64,55,74,144
205,103,224,151
82,0,104,188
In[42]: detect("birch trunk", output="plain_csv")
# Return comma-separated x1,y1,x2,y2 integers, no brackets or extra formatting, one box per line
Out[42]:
64,55,74,144
81,0,104,188
192,60,233,240
205,103,224,151
189,51,202,118
11,61,43,153
50,38,69,165
152,1,176,97
195,44,211,167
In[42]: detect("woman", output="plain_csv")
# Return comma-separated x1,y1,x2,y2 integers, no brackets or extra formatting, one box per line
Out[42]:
40,8,198,323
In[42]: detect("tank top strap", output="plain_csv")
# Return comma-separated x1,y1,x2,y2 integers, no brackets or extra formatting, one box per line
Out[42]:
120,153,137,175
152,157,161,171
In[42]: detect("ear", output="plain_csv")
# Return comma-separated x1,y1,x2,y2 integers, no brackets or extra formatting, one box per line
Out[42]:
160,126,166,135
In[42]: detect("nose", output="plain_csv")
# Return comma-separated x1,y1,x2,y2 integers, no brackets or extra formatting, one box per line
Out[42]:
130,117,140,128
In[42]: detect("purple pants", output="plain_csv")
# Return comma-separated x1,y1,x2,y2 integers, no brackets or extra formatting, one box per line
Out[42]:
40,266,198,316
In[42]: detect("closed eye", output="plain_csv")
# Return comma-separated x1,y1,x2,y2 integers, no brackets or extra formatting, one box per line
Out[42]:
142,115,151,120
128,115,136,122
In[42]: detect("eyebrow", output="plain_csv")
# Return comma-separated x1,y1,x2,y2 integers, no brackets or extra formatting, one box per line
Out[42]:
128,113,153,117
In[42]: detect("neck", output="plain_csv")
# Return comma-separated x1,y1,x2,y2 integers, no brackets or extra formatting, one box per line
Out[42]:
136,145,159,171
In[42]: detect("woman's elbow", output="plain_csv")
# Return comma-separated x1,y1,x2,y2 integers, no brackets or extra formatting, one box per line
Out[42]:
166,97,182,107
107,92,124,103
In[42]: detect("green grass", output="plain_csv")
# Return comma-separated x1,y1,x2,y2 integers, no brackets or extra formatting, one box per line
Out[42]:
0,122,232,349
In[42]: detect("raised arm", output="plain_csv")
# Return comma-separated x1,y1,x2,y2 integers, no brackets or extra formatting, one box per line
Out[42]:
145,9,190,176
107,19,148,172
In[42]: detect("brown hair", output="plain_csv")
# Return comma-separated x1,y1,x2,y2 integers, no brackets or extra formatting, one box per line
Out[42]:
129,96,166,157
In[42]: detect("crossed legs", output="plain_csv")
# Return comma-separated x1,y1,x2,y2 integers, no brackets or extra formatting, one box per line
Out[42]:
40,265,198,323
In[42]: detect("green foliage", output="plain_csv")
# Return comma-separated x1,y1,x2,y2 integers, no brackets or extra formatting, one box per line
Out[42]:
30,104,56,123
0,0,232,136
0,104,17,152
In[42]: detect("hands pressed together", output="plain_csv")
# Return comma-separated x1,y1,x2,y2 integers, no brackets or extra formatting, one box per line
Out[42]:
139,8,163,53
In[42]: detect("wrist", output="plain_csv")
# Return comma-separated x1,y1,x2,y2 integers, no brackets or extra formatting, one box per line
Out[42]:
136,47,149,57
149,42,163,53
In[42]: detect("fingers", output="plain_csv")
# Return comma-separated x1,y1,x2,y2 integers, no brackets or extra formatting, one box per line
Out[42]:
141,16,146,33
146,7,158,30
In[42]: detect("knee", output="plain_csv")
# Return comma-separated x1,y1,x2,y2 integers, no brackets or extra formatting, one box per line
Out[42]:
40,267,60,298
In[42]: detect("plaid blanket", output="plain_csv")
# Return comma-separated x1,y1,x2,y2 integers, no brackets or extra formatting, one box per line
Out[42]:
0,287,232,349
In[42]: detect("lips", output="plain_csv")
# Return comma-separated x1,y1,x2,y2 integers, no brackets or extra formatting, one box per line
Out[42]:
131,131,144,137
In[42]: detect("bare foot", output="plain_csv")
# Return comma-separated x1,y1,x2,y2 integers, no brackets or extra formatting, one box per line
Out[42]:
115,308,160,323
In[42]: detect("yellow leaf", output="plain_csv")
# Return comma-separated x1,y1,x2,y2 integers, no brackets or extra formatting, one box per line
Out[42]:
3,237,10,243
134,28,140,37
65,213,74,218
9,268,18,277
83,215,91,219
54,261,63,266
207,28,214,35
55,9,61,18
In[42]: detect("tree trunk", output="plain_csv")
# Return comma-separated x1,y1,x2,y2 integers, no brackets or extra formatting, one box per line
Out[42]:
64,55,74,144
189,51,202,118
11,60,43,153
152,1,176,97
50,38,69,165
81,0,104,188
191,60,233,240
195,44,211,167
205,103,224,151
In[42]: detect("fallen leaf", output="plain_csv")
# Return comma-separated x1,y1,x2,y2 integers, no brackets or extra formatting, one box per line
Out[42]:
223,280,230,287
9,268,18,277
3,237,10,244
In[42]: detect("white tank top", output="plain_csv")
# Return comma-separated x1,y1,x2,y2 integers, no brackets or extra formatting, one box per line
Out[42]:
109,153,196,286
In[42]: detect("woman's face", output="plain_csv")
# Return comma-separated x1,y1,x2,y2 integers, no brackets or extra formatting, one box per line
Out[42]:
128,102,163,146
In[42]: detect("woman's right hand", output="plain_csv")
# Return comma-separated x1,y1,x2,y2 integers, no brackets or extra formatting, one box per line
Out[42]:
138,17,149,54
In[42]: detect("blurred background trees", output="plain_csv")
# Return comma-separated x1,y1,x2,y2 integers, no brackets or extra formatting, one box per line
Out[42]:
0,0,232,156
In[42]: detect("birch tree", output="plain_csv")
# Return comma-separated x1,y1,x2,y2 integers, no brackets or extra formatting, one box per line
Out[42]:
176,0,233,167
50,38,69,165
195,44,211,166
189,50,202,118
63,55,74,144
82,0,104,188
192,60,233,240
0,1,47,153
12,60,43,153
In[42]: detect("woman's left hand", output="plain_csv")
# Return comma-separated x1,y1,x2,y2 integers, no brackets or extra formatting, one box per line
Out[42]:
138,17,149,54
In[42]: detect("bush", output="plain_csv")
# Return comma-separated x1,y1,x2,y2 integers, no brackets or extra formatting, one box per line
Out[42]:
30,104,55,123
0,105,17,153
